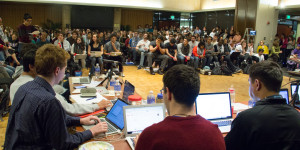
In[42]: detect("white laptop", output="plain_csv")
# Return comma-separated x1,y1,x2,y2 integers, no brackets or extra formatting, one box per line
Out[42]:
72,77,90,84
195,92,233,133
82,99,128,135
123,104,166,150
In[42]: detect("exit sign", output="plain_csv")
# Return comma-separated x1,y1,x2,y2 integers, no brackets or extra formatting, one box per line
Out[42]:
287,15,291,19
171,15,175,20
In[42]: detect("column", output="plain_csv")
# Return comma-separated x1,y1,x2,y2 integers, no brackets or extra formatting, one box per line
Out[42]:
254,0,279,51
114,8,122,32
62,5,71,30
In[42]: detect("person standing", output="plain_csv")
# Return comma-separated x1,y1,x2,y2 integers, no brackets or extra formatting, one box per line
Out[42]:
18,13,38,54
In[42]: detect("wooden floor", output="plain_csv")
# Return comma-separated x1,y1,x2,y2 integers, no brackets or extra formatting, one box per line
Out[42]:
0,65,292,148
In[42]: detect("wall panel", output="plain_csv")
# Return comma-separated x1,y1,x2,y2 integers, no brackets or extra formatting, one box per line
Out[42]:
121,9,153,31
0,2,62,30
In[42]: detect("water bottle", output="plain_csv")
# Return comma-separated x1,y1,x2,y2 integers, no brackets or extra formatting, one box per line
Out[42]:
114,80,122,95
229,85,235,104
110,77,116,86
147,91,155,104
95,63,101,78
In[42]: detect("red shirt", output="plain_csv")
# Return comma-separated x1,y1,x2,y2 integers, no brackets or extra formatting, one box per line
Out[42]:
18,24,36,43
136,115,226,150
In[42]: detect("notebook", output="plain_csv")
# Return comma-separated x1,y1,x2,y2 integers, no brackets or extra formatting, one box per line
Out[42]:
195,92,233,133
279,89,289,104
123,104,166,150
72,77,90,84
122,80,135,103
82,99,128,135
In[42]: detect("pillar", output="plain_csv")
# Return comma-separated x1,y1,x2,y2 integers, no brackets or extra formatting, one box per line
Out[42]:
113,8,122,32
62,5,71,30
254,0,279,51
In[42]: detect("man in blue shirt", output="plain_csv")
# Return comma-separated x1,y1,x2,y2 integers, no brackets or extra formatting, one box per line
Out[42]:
5,44,108,150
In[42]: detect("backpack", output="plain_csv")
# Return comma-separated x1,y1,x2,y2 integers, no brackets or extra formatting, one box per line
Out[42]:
243,64,252,74
221,61,232,76
212,62,222,75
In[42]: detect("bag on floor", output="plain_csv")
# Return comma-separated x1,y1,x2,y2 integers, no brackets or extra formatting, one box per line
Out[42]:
221,62,232,76
243,64,252,74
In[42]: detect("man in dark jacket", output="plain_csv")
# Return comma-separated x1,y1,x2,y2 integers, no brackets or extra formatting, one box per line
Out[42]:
225,61,300,150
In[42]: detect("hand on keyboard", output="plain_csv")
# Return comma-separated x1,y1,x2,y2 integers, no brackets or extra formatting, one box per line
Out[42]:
90,121,108,137
80,115,101,125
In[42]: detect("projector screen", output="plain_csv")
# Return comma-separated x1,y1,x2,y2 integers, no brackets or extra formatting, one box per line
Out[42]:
71,5,114,30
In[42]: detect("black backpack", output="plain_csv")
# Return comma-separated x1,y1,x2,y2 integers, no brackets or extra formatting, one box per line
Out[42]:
221,61,232,76
212,62,222,75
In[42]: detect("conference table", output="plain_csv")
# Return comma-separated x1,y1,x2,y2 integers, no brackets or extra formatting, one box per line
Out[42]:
68,76,249,150
69,76,132,150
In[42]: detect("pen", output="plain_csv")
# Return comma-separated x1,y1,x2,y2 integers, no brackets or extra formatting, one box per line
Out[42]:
86,97,96,101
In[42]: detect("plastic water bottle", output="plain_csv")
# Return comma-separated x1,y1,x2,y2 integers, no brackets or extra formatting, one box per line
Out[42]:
114,80,122,95
229,85,235,104
95,63,100,78
110,77,116,86
147,91,155,104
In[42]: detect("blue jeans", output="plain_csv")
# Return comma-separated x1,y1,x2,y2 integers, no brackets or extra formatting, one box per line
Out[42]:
131,48,137,62
177,55,198,69
0,51,5,61
90,56,103,74
5,65,15,77
138,48,147,66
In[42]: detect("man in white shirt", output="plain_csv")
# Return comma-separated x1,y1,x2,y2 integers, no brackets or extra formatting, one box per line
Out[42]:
254,49,265,62
188,35,199,52
54,33,71,51
10,48,112,116
137,33,150,69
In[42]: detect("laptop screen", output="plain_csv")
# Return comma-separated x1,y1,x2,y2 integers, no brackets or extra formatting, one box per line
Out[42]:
195,92,232,120
124,104,165,134
122,80,135,102
106,99,128,130
279,89,289,104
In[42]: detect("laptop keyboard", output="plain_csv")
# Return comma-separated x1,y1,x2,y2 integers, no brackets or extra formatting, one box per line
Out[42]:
80,78,89,83
100,118,118,133
212,120,232,127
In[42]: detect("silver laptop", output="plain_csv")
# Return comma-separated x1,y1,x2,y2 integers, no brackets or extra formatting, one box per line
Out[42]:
90,51,102,57
123,104,166,150
82,99,128,135
72,77,90,84
195,92,233,133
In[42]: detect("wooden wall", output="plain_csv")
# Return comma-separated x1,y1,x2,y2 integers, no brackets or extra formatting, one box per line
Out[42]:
0,2,62,30
121,9,153,31
234,0,258,36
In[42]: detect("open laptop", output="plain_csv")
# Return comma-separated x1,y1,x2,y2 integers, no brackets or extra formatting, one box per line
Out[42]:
195,92,233,133
279,88,290,104
90,51,102,57
82,99,128,135
123,104,166,150
72,77,90,84
290,84,300,107
122,80,135,103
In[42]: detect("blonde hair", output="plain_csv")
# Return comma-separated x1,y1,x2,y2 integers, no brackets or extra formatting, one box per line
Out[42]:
35,44,70,77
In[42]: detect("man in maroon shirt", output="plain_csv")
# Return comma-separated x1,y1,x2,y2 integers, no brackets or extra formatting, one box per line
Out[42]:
134,64,226,150
17,13,37,53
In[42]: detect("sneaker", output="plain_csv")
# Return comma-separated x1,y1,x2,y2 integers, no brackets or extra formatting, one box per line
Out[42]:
150,67,155,75
234,69,242,74
121,73,125,77
157,69,163,75
137,65,142,70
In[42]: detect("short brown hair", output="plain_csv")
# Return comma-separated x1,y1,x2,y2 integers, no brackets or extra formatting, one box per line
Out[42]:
35,44,70,77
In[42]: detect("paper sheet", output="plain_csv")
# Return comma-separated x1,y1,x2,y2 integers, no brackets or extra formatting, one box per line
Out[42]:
82,81,101,87
72,89,81,94
232,103,249,113
70,93,107,104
